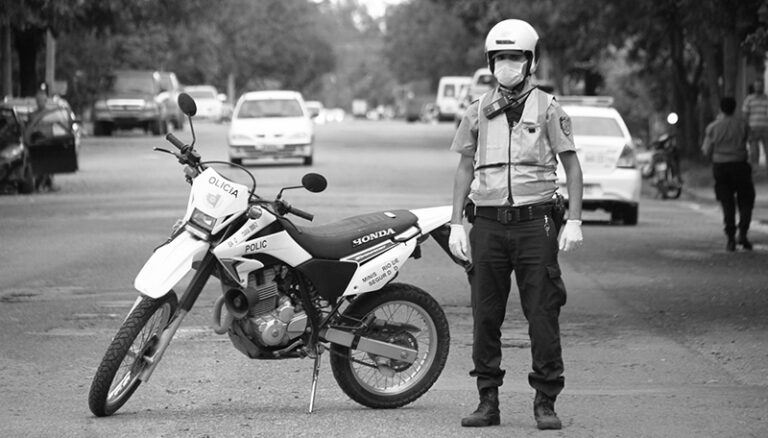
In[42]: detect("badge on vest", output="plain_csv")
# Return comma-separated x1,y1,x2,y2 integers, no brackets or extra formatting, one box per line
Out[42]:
559,116,572,136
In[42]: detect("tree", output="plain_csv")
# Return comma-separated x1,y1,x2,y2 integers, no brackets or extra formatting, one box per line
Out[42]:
383,1,476,89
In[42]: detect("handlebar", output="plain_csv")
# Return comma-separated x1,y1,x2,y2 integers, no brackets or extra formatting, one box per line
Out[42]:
166,132,186,150
287,205,314,221
275,199,314,221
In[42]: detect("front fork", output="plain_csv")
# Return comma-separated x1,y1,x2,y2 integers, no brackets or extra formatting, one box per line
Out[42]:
138,251,217,382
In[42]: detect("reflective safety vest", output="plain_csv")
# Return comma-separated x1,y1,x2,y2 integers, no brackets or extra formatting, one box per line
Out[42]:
470,87,559,206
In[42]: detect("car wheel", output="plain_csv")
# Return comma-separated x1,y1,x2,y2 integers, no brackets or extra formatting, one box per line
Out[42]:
18,161,35,194
93,122,112,137
622,205,638,225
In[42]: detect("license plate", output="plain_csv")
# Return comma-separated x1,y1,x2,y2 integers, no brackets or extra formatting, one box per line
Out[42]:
655,162,668,172
260,144,281,151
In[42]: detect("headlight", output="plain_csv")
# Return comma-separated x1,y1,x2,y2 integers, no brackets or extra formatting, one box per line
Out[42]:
229,133,251,143
94,100,108,110
189,208,216,231
287,131,310,140
0,145,24,161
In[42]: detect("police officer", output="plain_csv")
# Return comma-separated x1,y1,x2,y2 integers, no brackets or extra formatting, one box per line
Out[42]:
448,19,584,430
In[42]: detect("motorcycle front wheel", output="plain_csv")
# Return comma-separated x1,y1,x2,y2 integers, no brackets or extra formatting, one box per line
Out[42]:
330,282,450,409
88,292,177,417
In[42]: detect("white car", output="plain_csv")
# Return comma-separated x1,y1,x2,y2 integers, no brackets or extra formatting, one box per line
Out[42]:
228,90,314,166
184,85,225,121
557,96,641,225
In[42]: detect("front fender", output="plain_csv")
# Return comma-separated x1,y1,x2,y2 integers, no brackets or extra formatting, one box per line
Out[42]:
134,231,210,298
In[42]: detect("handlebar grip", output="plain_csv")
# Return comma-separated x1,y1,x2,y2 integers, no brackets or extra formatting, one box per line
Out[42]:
165,133,186,150
288,206,314,221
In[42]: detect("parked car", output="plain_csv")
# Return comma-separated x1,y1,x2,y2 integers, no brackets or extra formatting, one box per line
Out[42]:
0,104,35,193
157,71,185,130
556,96,641,225
92,70,172,136
455,68,495,128
183,85,225,122
3,96,81,191
227,90,314,166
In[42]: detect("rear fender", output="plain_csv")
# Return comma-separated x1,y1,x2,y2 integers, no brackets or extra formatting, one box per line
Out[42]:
410,205,452,234
134,231,210,298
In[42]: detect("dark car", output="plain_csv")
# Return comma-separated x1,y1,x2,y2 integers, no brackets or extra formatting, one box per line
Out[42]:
3,97,81,191
91,69,172,136
0,105,35,193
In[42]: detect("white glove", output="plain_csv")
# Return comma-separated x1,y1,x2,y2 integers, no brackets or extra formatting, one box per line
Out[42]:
558,220,583,252
449,224,469,261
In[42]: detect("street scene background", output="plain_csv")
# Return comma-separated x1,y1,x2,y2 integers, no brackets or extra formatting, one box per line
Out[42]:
1,119,767,437
2,0,768,437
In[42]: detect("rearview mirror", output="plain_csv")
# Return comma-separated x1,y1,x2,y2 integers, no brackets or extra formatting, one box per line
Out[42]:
302,173,327,193
178,93,197,117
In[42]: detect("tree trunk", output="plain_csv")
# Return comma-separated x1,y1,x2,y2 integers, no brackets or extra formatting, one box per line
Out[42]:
14,27,44,97
722,32,740,97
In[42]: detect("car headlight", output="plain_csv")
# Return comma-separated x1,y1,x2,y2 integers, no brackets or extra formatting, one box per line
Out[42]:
0,145,24,161
287,131,310,140
229,133,251,143
94,100,108,110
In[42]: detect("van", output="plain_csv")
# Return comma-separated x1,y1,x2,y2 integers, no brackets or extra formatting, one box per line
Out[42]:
435,76,471,121
455,68,496,127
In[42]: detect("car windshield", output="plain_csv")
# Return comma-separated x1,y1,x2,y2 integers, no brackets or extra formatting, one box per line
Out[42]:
110,74,155,94
236,99,303,118
187,89,217,100
571,116,623,137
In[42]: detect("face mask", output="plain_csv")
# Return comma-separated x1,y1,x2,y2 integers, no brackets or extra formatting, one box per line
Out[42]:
494,59,527,88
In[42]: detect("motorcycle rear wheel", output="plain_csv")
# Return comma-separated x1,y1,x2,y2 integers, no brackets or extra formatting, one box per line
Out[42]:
659,168,682,199
330,282,450,409
88,292,177,417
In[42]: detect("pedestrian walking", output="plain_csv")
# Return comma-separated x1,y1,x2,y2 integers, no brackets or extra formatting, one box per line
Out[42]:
447,18,584,430
742,78,768,172
702,96,755,251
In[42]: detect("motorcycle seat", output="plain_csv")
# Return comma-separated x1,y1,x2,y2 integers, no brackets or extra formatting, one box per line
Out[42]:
281,209,419,260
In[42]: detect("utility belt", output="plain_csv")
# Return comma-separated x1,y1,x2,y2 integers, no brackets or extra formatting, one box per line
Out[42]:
465,194,566,228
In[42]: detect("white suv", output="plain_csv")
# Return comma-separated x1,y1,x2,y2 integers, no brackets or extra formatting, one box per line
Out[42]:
228,90,314,166
556,96,641,225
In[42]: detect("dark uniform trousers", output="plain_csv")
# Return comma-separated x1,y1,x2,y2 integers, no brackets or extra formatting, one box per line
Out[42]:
467,214,567,399
713,161,755,238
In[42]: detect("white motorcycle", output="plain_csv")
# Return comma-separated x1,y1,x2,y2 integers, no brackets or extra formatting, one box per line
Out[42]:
88,93,460,417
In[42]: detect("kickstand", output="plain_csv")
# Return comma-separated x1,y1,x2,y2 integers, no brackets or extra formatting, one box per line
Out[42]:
307,347,323,414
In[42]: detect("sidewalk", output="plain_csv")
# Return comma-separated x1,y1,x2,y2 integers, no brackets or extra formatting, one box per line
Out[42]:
680,161,768,232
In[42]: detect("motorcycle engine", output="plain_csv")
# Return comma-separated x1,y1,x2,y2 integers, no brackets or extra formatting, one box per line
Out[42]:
227,266,308,352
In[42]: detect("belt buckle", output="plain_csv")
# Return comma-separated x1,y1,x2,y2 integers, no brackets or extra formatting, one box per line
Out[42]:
498,208,519,224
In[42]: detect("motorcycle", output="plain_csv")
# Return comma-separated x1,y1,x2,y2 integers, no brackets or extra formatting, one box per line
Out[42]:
650,132,682,199
88,93,460,417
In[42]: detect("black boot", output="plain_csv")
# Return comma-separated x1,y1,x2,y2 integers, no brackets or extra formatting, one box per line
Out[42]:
726,235,736,252
461,387,500,427
738,233,753,250
534,391,562,430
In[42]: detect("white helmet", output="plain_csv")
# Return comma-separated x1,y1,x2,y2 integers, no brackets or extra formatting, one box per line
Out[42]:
485,19,539,75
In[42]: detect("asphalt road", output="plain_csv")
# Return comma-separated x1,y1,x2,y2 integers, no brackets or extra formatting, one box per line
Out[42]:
0,119,766,437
